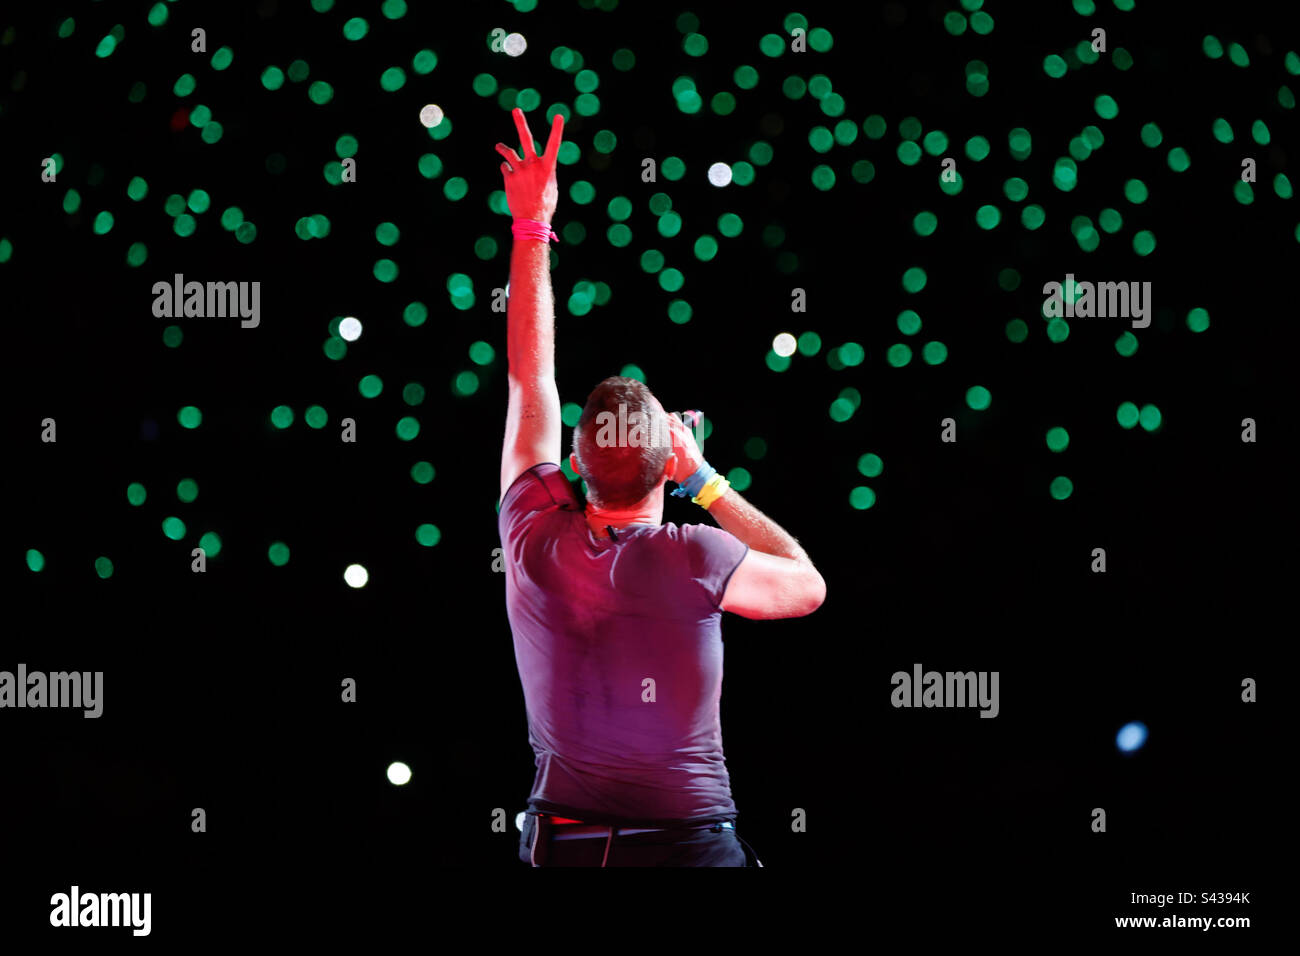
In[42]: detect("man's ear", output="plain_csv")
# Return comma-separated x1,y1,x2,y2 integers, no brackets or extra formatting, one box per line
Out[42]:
663,452,677,482
569,452,580,474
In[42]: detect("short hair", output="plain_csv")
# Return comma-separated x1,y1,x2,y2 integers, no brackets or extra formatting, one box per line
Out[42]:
573,376,672,509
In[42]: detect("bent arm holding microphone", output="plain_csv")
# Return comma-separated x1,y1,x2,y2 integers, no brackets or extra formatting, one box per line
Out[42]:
667,412,826,619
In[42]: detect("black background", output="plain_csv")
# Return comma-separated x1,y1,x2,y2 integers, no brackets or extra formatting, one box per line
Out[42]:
2,0,1289,940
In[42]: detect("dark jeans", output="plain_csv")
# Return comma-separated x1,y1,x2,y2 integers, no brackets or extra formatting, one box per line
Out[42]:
519,811,754,867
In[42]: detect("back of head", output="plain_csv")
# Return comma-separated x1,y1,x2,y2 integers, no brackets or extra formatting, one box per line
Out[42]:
574,376,672,510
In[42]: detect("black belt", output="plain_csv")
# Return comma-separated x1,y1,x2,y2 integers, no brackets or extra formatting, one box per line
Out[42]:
527,812,738,867
549,819,735,841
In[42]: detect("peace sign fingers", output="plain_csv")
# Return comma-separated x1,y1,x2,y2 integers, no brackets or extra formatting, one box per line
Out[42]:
542,112,565,165
511,108,538,161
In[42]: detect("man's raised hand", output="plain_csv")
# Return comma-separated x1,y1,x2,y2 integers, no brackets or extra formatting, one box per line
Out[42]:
495,107,564,224
667,411,706,484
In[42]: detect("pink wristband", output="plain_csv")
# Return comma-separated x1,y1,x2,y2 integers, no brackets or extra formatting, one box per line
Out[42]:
511,218,559,243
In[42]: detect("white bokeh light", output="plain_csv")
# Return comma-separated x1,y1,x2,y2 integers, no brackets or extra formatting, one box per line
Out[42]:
344,564,369,589
387,761,412,786
504,33,527,57
773,333,798,357
419,104,444,129
338,316,362,342
707,162,733,187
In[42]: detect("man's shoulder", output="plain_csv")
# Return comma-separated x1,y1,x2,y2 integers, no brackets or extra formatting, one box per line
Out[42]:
652,520,742,555
501,462,581,515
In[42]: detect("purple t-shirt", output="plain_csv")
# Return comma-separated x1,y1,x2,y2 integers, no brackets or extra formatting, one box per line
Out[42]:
500,462,749,826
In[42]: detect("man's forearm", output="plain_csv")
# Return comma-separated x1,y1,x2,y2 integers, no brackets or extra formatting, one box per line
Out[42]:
707,490,813,565
506,237,554,382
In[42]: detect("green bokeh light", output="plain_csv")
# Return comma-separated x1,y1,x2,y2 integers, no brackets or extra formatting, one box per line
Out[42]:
404,301,428,327
402,383,426,406
1008,128,1031,160
380,67,406,92
1052,157,1078,191
897,310,921,335
413,49,437,74
1139,404,1162,432
1124,178,1148,203
849,486,876,510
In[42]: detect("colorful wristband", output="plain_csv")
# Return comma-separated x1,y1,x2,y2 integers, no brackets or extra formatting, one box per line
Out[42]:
512,218,559,243
671,461,716,499
693,473,731,510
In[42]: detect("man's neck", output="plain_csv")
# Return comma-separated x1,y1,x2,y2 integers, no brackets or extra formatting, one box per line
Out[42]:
585,500,661,538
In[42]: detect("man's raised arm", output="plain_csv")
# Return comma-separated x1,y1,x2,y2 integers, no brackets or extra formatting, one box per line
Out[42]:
496,108,565,500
